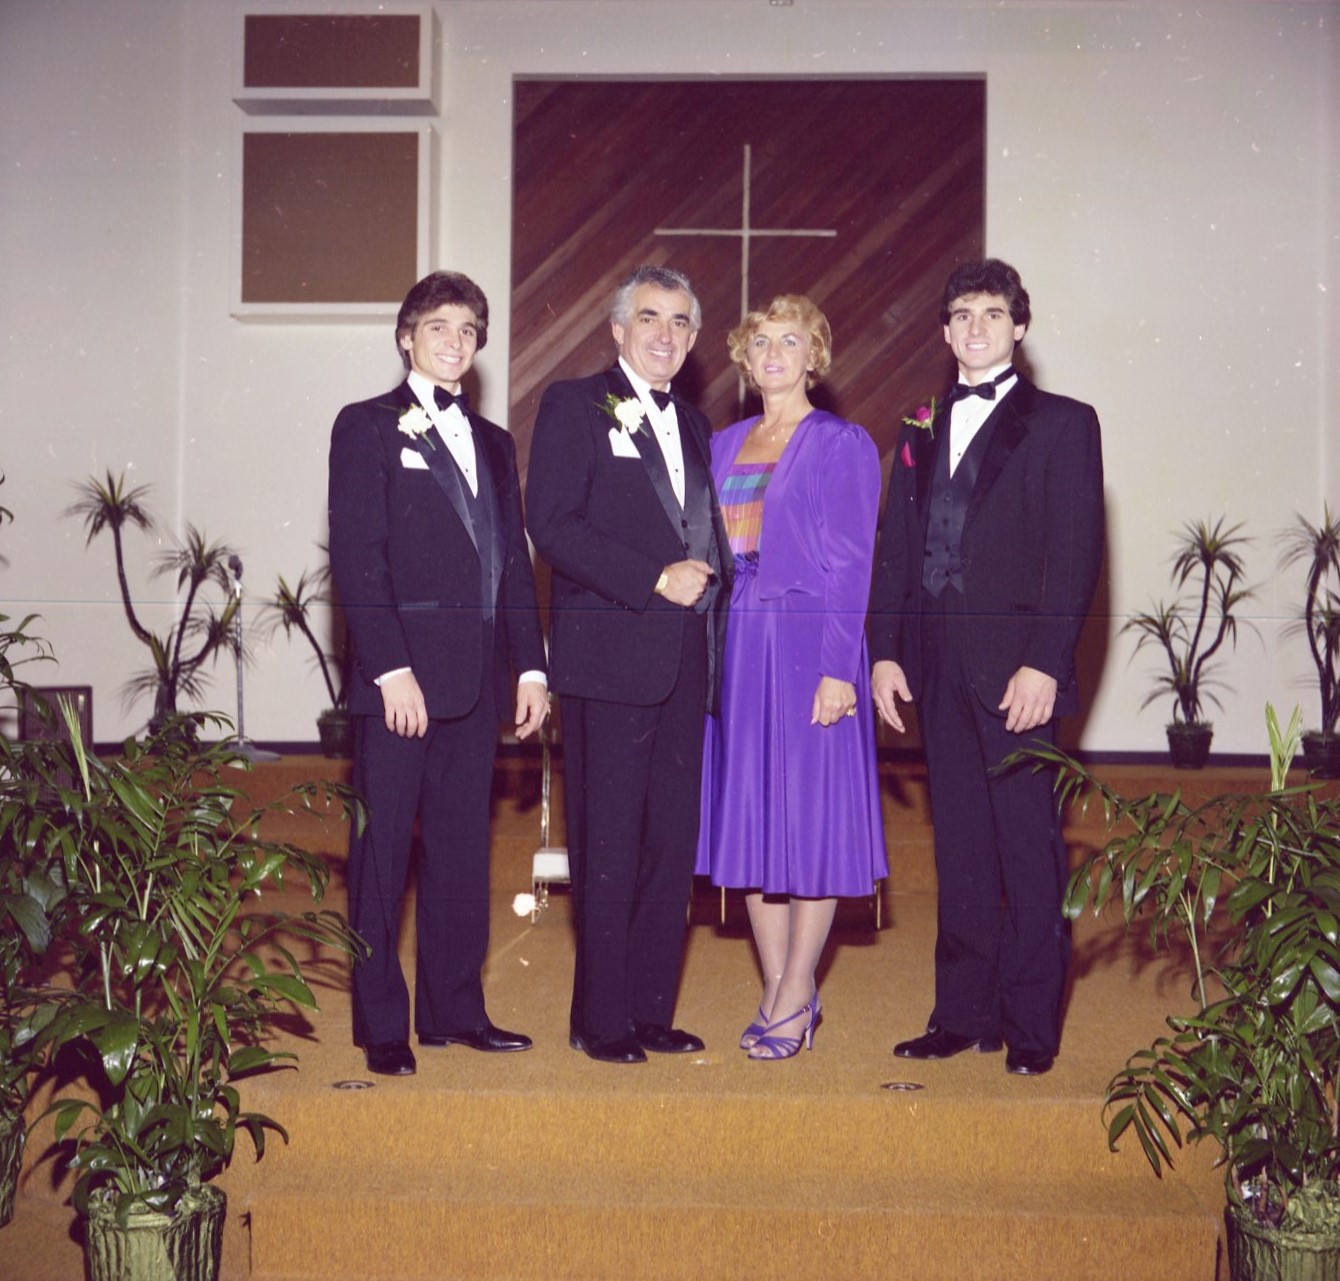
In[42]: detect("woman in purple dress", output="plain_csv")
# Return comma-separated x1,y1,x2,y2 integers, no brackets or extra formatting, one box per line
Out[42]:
697,295,886,1060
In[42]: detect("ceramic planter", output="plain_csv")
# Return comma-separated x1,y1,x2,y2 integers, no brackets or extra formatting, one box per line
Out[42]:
1302,731,1340,780
1166,721,1213,770
83,1184,225,1281
0,1110,23,1227
1228,1198,1340,1281
316,707,353,758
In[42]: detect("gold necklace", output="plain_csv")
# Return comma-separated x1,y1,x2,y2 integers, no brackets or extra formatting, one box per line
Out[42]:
754,416,795,443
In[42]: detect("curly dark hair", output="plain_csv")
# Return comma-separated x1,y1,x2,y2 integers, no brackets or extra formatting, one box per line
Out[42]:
940,258,1031,328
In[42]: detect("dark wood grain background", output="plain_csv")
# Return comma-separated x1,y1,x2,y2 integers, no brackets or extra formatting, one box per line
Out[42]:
508,78,985,486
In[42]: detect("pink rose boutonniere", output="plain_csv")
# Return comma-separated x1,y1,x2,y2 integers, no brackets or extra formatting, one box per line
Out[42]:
901,396,939,440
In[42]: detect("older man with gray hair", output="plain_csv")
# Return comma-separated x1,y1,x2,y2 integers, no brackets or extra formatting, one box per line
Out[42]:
527,265,731,1064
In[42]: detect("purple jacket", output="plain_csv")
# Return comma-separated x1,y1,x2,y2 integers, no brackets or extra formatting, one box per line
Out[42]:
712,409,880,682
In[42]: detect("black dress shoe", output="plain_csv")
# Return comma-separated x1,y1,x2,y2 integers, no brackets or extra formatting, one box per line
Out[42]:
1006,1048,1055,1076
630,1022,705,1054
418,1024,533,1053
893,1028,1004,1059
363,1041,416,1076
569,1031,647,1064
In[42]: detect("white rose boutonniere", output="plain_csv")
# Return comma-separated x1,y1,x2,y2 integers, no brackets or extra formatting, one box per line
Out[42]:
398,403,435,449
599,393,647,438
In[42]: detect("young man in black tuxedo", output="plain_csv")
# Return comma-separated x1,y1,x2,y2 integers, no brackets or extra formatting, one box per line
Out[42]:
526,265,731,1064
329,271,548,1077
869,259,1104,1077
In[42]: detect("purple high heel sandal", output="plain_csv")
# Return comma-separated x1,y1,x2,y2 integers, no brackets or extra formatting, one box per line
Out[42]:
739,1006,769,1050
749,994,822,1061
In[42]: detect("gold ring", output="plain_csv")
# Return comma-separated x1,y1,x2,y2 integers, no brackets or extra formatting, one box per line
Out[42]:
845,708,856,718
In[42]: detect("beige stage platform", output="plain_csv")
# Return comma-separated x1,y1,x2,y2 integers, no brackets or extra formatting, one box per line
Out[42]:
3,753,1269,1281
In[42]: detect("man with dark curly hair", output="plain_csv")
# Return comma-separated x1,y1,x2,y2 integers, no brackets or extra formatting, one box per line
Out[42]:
870,258,1104,1077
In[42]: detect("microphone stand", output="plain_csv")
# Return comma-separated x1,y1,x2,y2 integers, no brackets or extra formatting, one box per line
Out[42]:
225,556,279,762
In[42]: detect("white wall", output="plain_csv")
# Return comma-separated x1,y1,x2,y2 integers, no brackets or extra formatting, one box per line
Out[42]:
1,0,1336,753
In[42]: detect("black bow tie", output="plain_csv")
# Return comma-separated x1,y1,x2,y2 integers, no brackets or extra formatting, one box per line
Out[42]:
434,386,470,413
946,368,1016,404
649,389,672,412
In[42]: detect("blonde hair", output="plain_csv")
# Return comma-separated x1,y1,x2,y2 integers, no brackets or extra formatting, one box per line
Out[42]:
727,294,833,390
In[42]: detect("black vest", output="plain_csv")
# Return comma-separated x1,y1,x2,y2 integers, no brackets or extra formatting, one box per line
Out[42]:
447,444,500,622
921,416,998,598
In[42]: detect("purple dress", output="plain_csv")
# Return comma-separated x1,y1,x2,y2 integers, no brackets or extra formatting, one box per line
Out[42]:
696,411,887,897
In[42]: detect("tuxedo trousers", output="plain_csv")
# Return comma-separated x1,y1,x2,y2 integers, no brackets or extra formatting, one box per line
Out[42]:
348,669,498,1047
917,592,1071,1055
561,616,708,1042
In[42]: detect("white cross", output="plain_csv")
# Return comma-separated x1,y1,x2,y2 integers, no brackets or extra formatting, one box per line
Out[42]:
654,143,837,325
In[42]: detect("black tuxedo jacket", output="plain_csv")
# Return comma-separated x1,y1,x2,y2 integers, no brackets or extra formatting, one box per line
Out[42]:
328,379,546,719
525,365,731,710
869,374,1104,717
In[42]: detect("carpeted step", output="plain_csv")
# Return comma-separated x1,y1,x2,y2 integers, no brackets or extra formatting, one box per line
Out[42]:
244,1159,1219,1281
237,1083,1192,1188
0,1194,86,1281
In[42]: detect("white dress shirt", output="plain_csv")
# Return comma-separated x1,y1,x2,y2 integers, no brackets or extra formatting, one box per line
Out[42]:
409,370,477,495
618,356,686,507
949,363,1017,477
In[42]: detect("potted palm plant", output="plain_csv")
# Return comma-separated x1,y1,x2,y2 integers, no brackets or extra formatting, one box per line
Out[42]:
1032,705,1340,1280
0,932,38,1230
263,557,351,757
0,614,69,1228
0,489,77,1228
1124,515,1254,768
0,487,52,1225
64,471,241,732
0,742,71,1229
27,708,364,1281
1279,506,1340,778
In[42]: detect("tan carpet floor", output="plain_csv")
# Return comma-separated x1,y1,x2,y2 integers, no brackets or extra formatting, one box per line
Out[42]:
2,754,1245,1281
